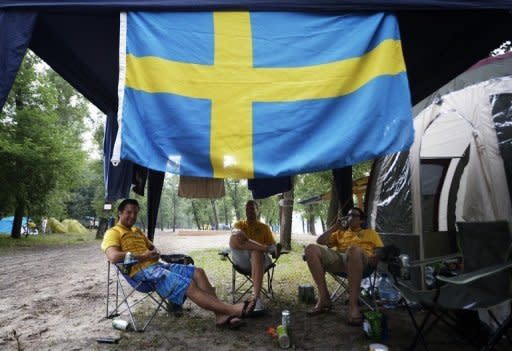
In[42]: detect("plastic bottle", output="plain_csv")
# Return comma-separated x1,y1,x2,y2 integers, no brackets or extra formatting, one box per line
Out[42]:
378,273,400,308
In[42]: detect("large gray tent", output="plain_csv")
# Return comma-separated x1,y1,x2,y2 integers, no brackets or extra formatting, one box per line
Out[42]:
366,52,512,262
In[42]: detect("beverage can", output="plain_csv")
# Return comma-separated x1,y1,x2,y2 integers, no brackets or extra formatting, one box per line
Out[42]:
112,318,131,331
281,310,291,330
277,324,290,349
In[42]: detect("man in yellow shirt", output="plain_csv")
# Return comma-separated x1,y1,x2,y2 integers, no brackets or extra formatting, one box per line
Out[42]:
101,199,254,328
304,207,383,325
230,200,280,311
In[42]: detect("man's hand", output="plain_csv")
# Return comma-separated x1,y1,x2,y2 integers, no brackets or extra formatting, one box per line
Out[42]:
233,230,249,244
141,246,160,261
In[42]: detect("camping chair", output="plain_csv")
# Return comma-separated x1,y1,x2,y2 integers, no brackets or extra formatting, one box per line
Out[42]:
219,248,283,303
328,266,378,311
105,254,194,332
387,221,512,351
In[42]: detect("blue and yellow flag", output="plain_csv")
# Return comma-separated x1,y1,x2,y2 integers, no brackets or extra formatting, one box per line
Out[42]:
113,11,413,178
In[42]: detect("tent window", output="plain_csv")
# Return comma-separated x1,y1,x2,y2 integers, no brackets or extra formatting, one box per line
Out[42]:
491,93,512,205
420,159,450,231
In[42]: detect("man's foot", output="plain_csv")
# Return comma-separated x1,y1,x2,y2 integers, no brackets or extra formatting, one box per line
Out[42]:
216,315,245,329
241,299,257,317
346,314,363,326
306,303,332,316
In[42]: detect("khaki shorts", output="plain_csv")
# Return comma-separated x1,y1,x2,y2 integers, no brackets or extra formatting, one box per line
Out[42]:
314,244,369,274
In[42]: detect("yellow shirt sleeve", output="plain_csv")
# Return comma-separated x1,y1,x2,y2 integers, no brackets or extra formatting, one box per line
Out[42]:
101,228,121,252
367,229,384,248
234,221,244,230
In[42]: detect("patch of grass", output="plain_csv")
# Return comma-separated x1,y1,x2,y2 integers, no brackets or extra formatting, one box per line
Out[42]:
189,240,338,304
0,231,97,252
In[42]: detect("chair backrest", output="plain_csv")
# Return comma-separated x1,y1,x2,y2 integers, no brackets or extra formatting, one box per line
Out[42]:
456,221,511,294
457,221,510,272
113,263,155,293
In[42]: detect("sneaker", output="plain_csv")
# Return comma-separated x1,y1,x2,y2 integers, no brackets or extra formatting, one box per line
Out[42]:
254,298,265,312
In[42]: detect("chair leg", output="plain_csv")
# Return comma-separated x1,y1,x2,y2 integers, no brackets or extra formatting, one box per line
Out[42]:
232,266,236,304
482,312,512,351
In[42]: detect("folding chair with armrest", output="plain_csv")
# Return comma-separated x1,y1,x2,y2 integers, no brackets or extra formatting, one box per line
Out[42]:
219,248,284,303
328,266,378,311
387,221,512,351
105,254,194,332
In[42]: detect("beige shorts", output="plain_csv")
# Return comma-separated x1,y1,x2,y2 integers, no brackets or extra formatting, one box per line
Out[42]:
315,244,368,274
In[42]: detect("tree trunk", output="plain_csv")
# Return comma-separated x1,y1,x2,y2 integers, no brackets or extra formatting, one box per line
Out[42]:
191,200,201,230
308,209,316,235
172,190,177,232
320,216,326,232
327,179,340,228
223,198,229,226
11,200,24,239
210,199,219,230
279,187,294,251
232,181,241,221
96,218,109,239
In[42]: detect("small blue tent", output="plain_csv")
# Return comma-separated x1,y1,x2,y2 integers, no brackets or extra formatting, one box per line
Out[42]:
0,216,28,235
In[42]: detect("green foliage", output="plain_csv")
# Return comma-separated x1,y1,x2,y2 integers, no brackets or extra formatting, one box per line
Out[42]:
0,52,87,233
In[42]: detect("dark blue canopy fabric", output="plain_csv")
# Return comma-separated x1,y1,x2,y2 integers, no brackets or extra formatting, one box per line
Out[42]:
0,11,36,109
1,1,511,10
0,1,511,238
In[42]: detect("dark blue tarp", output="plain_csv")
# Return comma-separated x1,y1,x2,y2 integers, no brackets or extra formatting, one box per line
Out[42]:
1,1,511,10
0,11,36,109
0,0,511,238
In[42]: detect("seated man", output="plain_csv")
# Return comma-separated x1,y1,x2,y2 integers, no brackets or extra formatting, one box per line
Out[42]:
101,198,254,328
230,200,280,311
304,207,383,325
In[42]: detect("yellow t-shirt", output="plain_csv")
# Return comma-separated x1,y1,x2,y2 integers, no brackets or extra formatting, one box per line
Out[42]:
234,220,276,246
327,227,383,257
101,223,158,276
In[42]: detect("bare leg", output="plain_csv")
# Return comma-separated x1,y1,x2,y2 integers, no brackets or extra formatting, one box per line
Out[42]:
192,267,216,297
230,234,268,252
185,280,245,324
305,244,331,309
250,250,264,299
346,246,364,319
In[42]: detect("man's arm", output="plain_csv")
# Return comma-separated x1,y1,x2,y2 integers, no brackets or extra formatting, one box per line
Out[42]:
105,246,160,263
316,221,342,246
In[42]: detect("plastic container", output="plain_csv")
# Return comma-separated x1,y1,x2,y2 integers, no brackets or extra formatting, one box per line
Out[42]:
378,273,400,308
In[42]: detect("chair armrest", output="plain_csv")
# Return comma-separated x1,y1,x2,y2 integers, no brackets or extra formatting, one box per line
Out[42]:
436,261,512,285
218,248,231,258
410,253,462,267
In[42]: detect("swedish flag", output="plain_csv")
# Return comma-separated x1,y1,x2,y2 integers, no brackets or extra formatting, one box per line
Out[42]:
114,11,413,179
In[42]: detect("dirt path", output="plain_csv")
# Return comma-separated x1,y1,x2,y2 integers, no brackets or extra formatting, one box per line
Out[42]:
0,230,316,351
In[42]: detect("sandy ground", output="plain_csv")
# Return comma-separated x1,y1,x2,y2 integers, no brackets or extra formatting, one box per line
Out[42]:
0,230,505,351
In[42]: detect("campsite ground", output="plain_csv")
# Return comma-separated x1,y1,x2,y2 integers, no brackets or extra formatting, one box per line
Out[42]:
0,230,503,351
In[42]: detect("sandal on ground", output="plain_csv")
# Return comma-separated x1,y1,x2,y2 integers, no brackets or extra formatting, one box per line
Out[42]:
241,299,257,318
216,316,245,330
346,315,363,327
306,305,332,316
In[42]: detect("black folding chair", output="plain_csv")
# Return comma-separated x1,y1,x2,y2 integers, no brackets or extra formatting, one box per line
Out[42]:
105,254,194,332
219,248,282,303
388,221,512,351
328,266,378,311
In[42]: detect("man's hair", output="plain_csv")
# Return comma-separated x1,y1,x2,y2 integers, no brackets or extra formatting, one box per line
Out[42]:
350,207,365,219
246,199,259,209
118,198,140,212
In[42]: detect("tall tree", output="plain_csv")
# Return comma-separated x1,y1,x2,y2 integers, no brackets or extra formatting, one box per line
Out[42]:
0,53,86,237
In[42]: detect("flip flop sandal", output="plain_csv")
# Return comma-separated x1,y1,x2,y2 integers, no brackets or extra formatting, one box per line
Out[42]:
346,315,363,327
241,300,256,318
216,316,245,330
306,305,332,316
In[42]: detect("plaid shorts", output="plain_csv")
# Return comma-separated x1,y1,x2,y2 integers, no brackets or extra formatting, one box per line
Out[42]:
133,263,195,305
